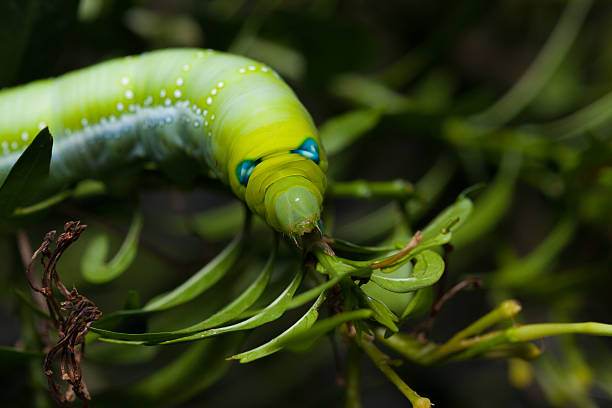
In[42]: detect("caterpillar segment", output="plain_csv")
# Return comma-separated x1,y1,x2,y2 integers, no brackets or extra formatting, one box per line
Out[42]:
0,49,328,237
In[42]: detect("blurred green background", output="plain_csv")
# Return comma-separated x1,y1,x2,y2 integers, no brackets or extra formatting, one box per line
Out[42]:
1,0,611,407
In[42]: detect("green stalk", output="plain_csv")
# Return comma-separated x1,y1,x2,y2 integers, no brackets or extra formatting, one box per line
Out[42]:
345,342,363,408
449,322,612,362
358,337,431,408
421,300,521,364
328,179,414,200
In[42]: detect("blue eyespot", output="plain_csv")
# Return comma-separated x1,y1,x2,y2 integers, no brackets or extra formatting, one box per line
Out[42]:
236,158,262,187
291,138,320,164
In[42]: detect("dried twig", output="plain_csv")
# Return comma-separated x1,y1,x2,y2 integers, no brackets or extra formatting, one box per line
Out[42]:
25,221,102,407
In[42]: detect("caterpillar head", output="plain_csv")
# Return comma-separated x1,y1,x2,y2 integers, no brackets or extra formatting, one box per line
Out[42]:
238,138,327,238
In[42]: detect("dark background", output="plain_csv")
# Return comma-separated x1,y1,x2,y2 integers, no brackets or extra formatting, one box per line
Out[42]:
1,0,611,407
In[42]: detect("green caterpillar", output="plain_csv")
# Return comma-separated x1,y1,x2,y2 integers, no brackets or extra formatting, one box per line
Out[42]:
0,48,328,236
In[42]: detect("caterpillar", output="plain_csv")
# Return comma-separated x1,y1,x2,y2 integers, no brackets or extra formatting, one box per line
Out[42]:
0,48,328,237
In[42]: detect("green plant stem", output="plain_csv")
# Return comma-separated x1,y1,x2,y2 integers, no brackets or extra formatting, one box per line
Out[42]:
472,0,592,127
530,88,612,139
374,329,431,363
377,302,612,367
345,342,363,408
13,180,105,215
357,336,431,408
447,322,612,363
421,300,521,364
328,179,414,199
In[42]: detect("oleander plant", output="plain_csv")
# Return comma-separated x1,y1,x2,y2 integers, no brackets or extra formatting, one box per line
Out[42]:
1,1,611,407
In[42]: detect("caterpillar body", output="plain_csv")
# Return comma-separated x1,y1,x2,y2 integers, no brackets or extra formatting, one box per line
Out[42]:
0,49,328,236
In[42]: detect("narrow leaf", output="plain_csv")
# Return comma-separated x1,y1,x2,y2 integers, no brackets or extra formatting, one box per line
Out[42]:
82,212,144,283
453,153,521,247
362,294,399,332
281,309,373,349
0,128,52,218
92,240,275,343
159,268,303,344
143,230,245,311
231,292,327,363
371,250,445,293
319,108,382,156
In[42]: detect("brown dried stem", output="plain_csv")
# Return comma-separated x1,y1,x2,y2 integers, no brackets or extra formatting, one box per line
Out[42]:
24,221,102,407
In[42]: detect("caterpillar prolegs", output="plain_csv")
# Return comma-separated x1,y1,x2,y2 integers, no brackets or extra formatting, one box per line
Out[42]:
0,49,328,236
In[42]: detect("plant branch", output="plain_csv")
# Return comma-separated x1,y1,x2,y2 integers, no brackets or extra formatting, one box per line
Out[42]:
357,336,431,408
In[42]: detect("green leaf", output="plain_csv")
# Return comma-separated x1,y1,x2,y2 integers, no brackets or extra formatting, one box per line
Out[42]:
13,179,106,216
319,108,382,156
420,195,473,243
281,309,373,349
371,250,445,293
492,216,577,288
92,241,276,343
143,230,245,311
361,292,399,332
326,237,396,255
159,268,303,344
108,335,244,407
0,128,52,219
185,201,245,240
82,212,143,284
330,74,413,113
452,153,521,248
400,286,434,320
230,292,327,363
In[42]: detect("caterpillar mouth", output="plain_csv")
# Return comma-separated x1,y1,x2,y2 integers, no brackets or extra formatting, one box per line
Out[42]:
274,187,320,236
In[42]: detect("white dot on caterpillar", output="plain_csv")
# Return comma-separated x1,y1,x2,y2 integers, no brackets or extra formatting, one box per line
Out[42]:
210,114,215,121
211,89,217,96
193,121,200,128
208,131,212,136
109,115,117,122
144,96,153,106
21,131,29,141
129,104,137,112
164,98,172,106
197,51,204,57
248,65,256,71
81,118,88,126
174,89,182,98
125,90,134,100
11,142,18,150
239,68,246,74
176,77,184,86
165,116,172,123
183,65,190,71
196,108,202,115
160,89,167,98
261,67,269,72
38,121,47,130
217,81,224,88
1,141,8,151
204,121,209,126
206,97,213,105
203,109,208,117
121,77,129,86
116,102,124,112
